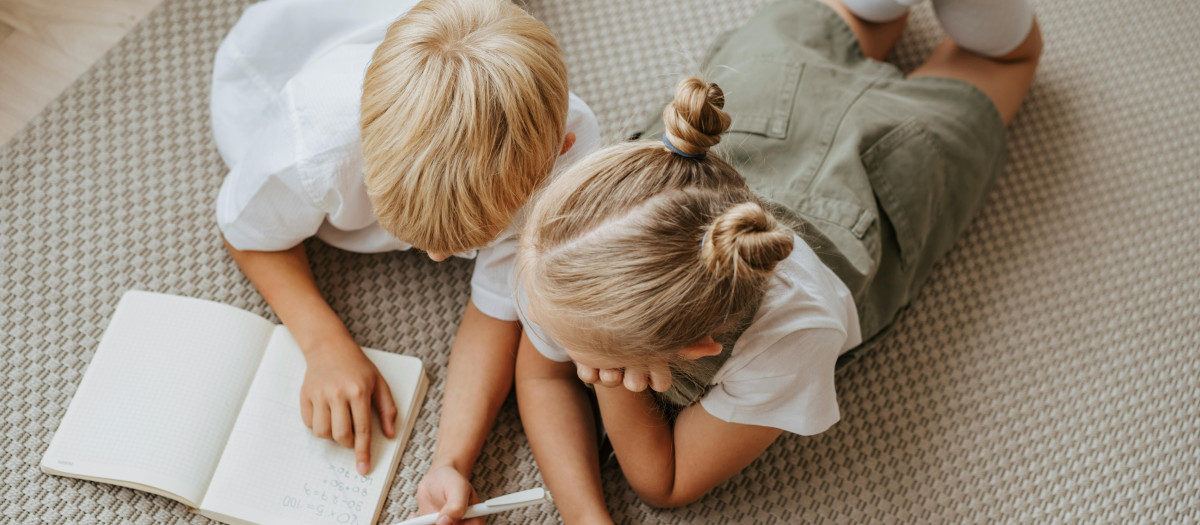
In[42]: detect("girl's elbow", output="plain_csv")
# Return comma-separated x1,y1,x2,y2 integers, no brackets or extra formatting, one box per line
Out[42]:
634,487,707,509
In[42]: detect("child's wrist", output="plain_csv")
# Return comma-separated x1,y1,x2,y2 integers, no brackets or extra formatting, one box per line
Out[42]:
297,330,362,360
428,454,472,475
561,506,615,525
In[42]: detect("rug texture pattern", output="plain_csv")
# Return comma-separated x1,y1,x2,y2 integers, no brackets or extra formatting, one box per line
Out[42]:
2,0,1198,523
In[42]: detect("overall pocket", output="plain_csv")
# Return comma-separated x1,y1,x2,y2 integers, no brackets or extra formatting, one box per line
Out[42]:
714,54,805,140
710,54,873,239
860,118,944,271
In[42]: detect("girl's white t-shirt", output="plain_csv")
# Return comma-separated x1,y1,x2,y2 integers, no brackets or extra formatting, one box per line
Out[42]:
520,235,863,436
210,0,600,322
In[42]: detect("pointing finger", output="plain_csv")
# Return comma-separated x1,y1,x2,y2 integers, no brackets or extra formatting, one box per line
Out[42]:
351,394,373,475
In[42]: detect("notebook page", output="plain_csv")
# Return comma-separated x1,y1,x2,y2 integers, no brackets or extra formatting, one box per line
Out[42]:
201,327,424,525
41,291,275,505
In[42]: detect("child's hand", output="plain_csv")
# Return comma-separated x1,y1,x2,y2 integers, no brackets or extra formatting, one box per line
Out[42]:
575,362,672,393
416,464,483,525
300,340,398,475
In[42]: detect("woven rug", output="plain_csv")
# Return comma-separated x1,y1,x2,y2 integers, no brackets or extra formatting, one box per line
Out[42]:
3,0,1198,523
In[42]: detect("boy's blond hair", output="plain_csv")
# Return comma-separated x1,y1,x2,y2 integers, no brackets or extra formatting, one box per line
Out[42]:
361,0,569,254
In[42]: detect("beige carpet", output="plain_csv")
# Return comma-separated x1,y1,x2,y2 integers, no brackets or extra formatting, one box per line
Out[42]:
3,0,1198,523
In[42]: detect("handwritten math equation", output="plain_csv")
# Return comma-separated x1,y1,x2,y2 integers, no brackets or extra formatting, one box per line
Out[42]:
281,463,374,524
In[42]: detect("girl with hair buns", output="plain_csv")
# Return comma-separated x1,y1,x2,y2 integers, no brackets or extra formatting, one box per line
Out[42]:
510,0,1041,519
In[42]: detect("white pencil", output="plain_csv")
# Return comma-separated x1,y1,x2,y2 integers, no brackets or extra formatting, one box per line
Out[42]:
395,488,552,525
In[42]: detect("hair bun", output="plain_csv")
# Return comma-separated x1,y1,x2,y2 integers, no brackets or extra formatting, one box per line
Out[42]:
662,78,732,157
702,202,794,278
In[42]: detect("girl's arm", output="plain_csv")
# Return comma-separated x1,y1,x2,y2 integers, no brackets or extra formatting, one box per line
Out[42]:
514,333,613,525
417,300,521,524
593,385,782,508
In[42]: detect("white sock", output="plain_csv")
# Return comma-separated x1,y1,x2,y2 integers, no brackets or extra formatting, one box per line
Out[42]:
841,0,920,23
931,0,1034,57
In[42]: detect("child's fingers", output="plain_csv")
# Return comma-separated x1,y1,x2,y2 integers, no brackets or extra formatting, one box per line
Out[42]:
416,481,439,514
351,396,372,475
373,376,398,439
598,368,623,387
576,363,599,383
311,399,332,439
300,393,314,429
623,369,649,392
438,480,473,521
649,367,673,392
330,401,355,448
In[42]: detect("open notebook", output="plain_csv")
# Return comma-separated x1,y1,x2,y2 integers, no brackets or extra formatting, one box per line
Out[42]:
42,290,428,525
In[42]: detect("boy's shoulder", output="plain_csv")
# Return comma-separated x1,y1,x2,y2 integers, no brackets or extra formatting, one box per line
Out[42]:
213,45,371,221
551,93,604,176
213,0,408,177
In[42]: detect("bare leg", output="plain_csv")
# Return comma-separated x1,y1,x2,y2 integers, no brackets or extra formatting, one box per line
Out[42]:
819,0,909,62
909,19,1044,125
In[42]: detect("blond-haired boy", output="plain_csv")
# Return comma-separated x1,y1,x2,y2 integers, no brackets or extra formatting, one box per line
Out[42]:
212,0,598,520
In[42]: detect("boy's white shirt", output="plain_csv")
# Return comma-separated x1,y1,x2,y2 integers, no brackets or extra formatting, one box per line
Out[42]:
211,0,601,322
519,235,864,436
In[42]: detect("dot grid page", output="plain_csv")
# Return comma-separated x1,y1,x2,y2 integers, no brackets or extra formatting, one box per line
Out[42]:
201,327,424,525
42,291,276,505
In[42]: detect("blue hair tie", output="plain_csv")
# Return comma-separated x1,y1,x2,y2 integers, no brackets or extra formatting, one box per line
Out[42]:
662,133,707,160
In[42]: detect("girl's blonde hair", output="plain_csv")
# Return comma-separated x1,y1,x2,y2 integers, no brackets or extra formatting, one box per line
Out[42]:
520,78,794,368
361,0,569,254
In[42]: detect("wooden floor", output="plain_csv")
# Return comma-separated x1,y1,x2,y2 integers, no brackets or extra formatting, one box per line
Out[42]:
0,0,167,146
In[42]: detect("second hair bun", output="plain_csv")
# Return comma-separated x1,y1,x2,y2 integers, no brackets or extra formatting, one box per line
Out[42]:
702,202,794,278
662,78,732,157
